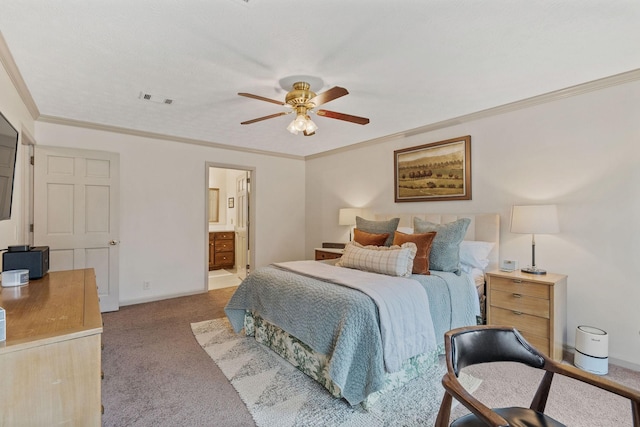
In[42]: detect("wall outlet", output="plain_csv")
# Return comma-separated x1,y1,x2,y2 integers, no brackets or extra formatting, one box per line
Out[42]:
143,280,151,290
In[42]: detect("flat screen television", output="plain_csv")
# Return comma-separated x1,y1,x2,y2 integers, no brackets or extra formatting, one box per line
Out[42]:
0,111,19,221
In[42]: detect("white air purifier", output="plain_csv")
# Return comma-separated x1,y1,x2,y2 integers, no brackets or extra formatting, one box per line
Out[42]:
574,325,608,375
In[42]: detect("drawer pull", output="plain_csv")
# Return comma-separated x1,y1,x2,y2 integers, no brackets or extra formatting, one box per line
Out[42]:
512,311,523,315
512,279,523,283
512,293,522,298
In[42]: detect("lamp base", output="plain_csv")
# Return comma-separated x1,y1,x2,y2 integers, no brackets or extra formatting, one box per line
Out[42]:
521,267,547,275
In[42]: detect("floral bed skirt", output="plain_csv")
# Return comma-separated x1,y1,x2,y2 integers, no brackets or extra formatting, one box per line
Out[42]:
243,310,442,408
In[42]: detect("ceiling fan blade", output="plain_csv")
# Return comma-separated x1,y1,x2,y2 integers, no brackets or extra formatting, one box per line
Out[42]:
316,110,370,125
238,92,286,106
309,86,349,106
241,112,289,125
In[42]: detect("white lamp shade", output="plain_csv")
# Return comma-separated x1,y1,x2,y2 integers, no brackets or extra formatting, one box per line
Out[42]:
510,205,559,234
339,208,362,226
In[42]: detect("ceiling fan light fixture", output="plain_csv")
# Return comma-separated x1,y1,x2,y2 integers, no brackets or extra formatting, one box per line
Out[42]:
293,114,308,131
286,120,299,135
239,80,369,135
304,116,318,134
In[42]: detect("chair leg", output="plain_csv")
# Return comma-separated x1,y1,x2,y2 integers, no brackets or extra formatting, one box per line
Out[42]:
530,371,554,413
632,401,640,427
435,393,453,427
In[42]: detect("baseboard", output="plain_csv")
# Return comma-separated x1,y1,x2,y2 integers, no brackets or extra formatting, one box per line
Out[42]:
120,289,207,307
564,345,640,372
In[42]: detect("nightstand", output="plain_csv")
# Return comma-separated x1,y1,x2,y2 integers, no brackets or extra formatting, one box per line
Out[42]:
314,248,343,260
486,270,567,361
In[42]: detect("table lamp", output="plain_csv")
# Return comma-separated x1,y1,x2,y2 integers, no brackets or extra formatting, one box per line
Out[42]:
510,204,559,275
338,208,362,241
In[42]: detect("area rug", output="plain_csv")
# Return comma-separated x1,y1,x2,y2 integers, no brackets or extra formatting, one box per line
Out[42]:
192,318,482,427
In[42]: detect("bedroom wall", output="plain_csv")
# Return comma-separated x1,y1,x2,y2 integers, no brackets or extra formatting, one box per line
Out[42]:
34,121,306,305
305,78,640,369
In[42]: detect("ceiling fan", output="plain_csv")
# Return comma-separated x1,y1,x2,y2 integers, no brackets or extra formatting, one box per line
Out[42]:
238,81,370,136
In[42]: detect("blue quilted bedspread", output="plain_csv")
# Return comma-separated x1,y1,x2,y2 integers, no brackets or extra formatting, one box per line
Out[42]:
225,264,479,405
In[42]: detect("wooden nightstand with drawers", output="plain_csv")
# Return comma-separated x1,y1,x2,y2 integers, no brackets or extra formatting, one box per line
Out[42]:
486,270,567,361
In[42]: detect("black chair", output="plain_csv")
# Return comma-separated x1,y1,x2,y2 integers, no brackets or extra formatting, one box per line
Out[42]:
435,325,640,427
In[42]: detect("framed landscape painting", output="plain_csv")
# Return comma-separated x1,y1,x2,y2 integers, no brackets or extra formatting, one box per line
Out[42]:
394,135,471,202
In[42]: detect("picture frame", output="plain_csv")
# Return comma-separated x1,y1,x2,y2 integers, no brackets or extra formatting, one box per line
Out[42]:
394,135,471,202
228,197,234,208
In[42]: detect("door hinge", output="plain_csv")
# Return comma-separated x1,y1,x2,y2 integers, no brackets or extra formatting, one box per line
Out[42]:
30,156,34,165
29,224,34,232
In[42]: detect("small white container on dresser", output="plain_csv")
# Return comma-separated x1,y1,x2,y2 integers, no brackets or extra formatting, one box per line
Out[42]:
1,269,29,287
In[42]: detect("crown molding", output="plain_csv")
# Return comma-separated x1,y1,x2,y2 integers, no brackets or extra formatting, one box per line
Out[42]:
37,115,305,160
306,68,640,160
0,31,40,120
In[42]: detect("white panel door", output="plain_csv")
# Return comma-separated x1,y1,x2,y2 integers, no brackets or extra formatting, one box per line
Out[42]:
34,146,120,312
235,172,249,279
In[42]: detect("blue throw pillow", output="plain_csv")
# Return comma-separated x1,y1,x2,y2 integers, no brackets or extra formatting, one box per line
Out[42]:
413,217,471,275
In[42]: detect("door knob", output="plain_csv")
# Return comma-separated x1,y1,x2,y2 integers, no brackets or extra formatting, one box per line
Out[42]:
109,240,120,245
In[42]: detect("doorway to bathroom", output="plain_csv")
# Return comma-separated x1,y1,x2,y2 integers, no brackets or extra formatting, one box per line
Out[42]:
205,164,252,291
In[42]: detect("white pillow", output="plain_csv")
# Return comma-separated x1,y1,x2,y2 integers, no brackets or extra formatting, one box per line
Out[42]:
459,241,494,272
336,241,417,277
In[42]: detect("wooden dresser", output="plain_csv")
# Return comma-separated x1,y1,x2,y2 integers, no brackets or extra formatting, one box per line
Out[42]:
209,231,235,270
486,270,567,361
0,269,103,426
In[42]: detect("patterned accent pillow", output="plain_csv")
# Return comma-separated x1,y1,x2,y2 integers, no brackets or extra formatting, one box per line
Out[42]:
413,217,471,275
392,231,437,275
355,216,400,246
336,241,417,277
353,228,390,246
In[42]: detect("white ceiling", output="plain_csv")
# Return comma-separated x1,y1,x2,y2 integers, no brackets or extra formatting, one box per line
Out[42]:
1,1,639,157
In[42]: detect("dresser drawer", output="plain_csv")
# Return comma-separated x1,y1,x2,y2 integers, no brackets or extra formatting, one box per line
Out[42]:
315,250,342,260
215,240,234,252
491,306,549,338
215,232,234,241
520,331,550,356
490,289,550,318
215,251,234,266
490,277,550,300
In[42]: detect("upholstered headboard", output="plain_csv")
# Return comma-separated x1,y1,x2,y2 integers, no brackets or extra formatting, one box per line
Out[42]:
374,213,500,272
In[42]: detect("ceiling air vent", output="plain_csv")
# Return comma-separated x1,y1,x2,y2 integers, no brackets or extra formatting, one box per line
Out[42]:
139,92,174,105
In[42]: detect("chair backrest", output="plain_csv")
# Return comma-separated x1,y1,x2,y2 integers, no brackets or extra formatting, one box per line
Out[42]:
449,327,545,376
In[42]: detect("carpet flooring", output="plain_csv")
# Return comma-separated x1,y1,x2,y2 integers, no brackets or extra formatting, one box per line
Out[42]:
102,287,640,426
192,317,481,427
101,287,255,427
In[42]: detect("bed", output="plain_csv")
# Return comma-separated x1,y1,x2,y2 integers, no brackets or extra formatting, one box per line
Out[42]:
225,213,499,407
